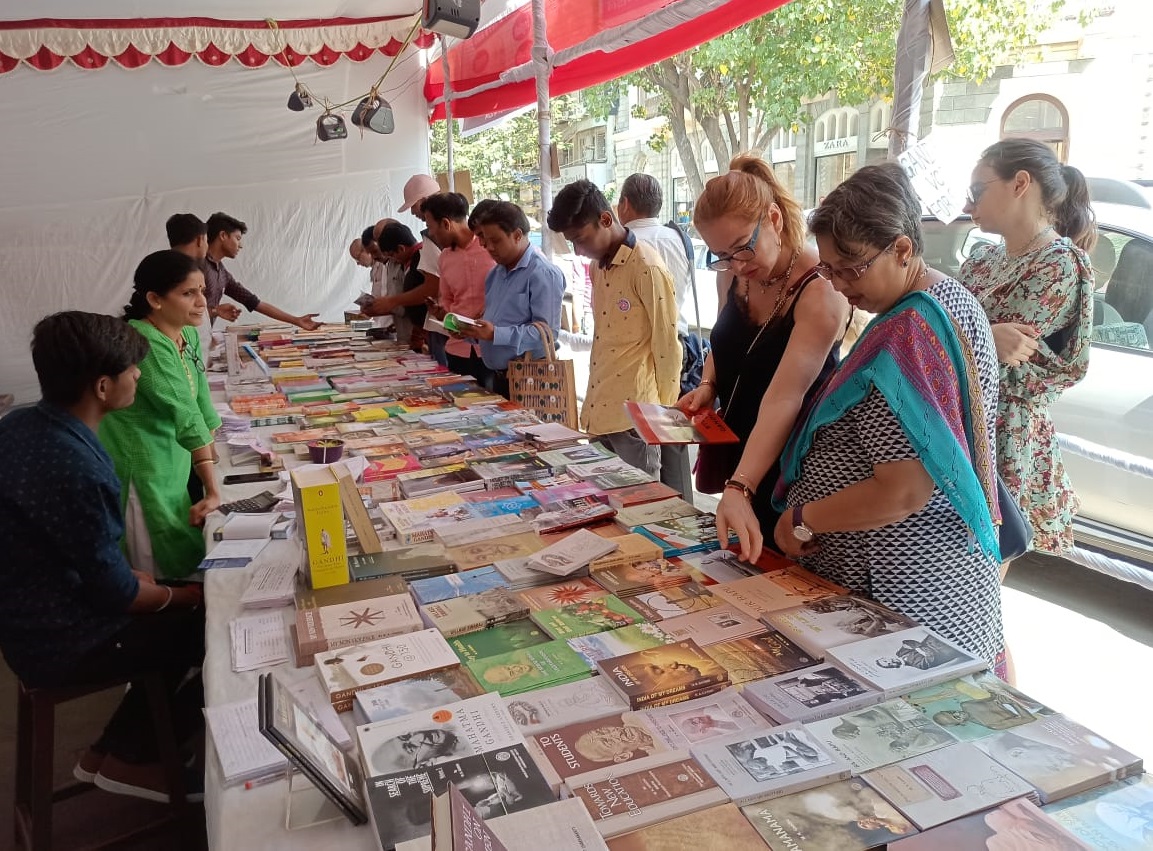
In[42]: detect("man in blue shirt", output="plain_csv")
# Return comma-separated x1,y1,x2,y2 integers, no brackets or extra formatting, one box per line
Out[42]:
0,311,206,803
470,201,565,398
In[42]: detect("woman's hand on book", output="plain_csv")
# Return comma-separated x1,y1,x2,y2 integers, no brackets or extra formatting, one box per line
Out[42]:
716,487,763,563
676,383,715,414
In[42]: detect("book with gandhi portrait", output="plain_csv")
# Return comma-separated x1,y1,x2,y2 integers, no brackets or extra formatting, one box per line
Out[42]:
762,595,919,659
804,698,957,774
902,670,1057,742
465,639,594,697
825,627,987,698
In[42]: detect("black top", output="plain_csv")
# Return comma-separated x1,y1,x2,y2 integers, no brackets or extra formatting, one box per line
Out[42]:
403,248,427,324
709,269,838,530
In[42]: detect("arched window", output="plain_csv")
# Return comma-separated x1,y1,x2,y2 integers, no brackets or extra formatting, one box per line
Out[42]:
1000,94,1070,162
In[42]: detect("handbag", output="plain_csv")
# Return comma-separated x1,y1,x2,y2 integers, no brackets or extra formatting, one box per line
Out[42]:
507,321,580,430
997,475,1034,562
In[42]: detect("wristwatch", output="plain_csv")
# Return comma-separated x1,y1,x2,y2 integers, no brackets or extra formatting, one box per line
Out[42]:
792,504,816,543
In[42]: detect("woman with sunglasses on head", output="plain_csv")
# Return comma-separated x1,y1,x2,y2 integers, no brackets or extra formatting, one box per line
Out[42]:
677,155,848,561
100,250,223,580
771,163,1006,674
958,139,1095,556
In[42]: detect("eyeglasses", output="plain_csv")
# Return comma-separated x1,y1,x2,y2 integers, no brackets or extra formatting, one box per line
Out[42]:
706,220,761,271
184,345,205,374
966,178,1000,206
814,240,896,284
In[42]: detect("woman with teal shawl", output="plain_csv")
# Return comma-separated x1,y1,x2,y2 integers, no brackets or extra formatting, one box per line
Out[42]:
771,164,1006,675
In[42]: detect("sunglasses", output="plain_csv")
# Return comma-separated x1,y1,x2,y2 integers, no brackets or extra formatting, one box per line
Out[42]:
966,178,1000,206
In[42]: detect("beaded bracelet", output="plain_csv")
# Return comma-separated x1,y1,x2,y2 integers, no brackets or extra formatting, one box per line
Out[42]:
723,479,755,500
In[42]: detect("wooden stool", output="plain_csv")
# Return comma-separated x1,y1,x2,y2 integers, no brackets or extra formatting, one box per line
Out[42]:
13,673,192,851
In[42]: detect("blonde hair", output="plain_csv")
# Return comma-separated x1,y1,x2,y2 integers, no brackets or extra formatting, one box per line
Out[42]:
694,154,806,253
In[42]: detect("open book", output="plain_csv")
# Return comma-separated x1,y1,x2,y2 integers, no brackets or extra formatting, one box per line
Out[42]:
625,402,739,445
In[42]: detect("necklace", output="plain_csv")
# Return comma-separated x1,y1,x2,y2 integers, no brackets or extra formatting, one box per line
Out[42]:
1004,224,1055,257
759,248,800,292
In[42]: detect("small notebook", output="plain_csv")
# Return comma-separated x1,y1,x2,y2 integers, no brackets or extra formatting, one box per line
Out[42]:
205,697,287,787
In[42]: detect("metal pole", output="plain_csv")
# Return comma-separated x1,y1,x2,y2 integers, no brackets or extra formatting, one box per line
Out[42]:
532,0,552,257
440,36,455,191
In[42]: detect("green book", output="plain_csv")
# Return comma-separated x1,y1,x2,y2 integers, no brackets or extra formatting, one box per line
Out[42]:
466,640,594,696
531,594,641,640
451,621,552,664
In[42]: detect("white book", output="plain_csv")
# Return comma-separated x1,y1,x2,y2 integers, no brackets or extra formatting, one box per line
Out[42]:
634,687,764,751
742,663,883,724
660,605,766,646
566,457,641,480
690,723,852,806
432,514,532,547
613,498,701,530
205,697,286,787
395,798,609,851
493,556,565,588
762,595,919,659
352,670,483,725
526,529,619,577
863,742,1036,830
503,678,629,735
355,692,523,778
826,627,987,698
803,699,956,774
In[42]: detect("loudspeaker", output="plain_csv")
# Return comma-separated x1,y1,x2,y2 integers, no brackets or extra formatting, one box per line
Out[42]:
287,84,312,112
422,0,481,40
351,96,395,135
316,114,348,142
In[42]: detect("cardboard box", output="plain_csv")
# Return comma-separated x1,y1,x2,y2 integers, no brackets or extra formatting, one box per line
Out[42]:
290,466,348,589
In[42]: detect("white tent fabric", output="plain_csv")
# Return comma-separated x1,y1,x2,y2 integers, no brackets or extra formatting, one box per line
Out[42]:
0,46,431,403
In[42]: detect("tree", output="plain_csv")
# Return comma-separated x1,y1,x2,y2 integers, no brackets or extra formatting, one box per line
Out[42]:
598,0,1065,199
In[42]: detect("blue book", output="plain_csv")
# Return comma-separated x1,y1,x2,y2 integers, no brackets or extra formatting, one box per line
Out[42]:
635,514,737,557
470,494,538,517
408,566,511,606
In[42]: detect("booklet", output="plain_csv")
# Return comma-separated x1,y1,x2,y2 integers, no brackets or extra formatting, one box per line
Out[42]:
625,402,740,445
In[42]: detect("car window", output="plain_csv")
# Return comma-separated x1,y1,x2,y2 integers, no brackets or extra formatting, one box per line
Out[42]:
1092,227,1153,351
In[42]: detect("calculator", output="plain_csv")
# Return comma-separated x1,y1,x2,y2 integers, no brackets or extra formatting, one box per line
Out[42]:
219,490,279,515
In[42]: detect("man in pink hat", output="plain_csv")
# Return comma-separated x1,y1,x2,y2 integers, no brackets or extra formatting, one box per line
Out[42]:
400,174,448,365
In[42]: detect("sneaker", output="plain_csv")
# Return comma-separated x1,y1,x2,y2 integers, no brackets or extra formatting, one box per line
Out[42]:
73,748,105,784
94,756,204,804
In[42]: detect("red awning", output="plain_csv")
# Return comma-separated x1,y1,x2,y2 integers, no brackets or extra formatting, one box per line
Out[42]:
426,0,791,121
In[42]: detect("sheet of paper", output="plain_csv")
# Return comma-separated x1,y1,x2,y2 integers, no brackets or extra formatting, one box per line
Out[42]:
240,552,301,609
208,538,269,560
204,697,287,786
222,513,280,541
285,678,353,751
230,611,290,672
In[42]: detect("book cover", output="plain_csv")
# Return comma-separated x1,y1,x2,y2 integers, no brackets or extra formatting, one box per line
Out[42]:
295,575,408,609
903,670,1057,742
569,756,727,838
603,802,770,851
534,442,616,470
353,668,486,725
587,533,666,574
525,529,620,577
624,582,721,622
432,515,532,548
523,501,618,535
973,714,1143,804
743,663,882,725
826,628,988,698
624,402,741,445
1044,773,1153,850
394,797,608,851
635,514,733,557
862,742,1036,830
399,466,486,499
516,578,609,611
468,494,538,517
445,532,545,571
532,595,642,640
348,544,455,583
805,698,956,774
435,783,509,851
379,492,467,545
590,469,658,490
356,693,522,778
450,621,551,664
605,482,680,510
295,592,422,662
763,595,919,658
676,549,762,584
633,687,763,751
532,713,676,783
363,453,424,482
591,558,695,598
566,623,672,666
465,640,594,696
420,589,530,638
710,572,839,618
691,724,851,806
567,458,646,481
742,778,919,850
889,796,1091,850
409,567,510,606
596,640,729,709
314,628,461,712
613,498,701,531
290,466,348,589
414,441,472,467
660,604,767,646
366,745,554,851
493,556,563,590
702,631,818,686
503,678,629,736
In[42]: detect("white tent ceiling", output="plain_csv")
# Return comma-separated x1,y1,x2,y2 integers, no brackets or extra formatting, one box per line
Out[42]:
0,2,418,20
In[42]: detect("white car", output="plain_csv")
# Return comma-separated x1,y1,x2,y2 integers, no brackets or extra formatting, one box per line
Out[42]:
923,203,1153,564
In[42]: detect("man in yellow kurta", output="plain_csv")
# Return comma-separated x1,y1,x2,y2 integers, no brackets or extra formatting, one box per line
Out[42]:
548,179,682,477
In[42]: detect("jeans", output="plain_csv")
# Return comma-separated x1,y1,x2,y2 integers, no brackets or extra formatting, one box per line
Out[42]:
427,332,449,367
660,444,694,505
599,429,661,478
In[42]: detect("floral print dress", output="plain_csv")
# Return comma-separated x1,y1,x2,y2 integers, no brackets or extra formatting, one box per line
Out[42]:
960,237,1094,554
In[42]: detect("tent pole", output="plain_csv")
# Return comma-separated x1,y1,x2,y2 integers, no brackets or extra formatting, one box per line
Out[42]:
440,36,455,191
532,0,553,258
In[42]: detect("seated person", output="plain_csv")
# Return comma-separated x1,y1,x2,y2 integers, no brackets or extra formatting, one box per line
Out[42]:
470,201,565,399
0,312,206,802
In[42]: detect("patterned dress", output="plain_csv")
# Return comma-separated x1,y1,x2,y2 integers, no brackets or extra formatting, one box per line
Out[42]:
959,238,1094,554
785,278,1005,668
99,320,222,579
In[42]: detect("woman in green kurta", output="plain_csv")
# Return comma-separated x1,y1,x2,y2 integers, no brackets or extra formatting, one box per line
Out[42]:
100,250,223,579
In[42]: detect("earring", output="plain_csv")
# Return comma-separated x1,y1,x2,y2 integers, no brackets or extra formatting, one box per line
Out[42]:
902,260,909,267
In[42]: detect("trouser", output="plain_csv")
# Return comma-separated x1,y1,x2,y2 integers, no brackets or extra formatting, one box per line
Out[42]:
36,607,206,764
599,429,661,478
490,370,510,400
446,349,494,389
660,444,694,506
427,332,449,367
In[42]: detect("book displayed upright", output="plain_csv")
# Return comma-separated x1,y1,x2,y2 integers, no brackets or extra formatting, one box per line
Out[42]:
290,466,349,589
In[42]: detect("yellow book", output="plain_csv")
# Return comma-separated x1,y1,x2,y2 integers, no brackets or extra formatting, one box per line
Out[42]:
290,466,349,589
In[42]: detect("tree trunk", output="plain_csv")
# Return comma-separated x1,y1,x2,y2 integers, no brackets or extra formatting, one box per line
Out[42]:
667,108,706,200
